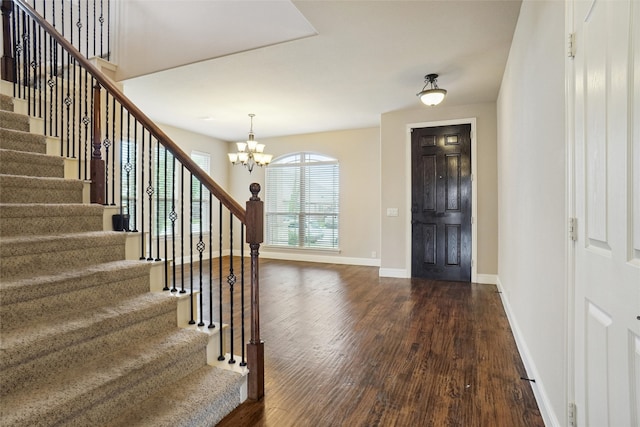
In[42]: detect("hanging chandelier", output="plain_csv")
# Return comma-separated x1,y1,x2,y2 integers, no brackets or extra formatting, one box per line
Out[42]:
417,73,447,106
228,114,273,173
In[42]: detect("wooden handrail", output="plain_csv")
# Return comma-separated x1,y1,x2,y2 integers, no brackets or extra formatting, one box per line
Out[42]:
11,0,246,223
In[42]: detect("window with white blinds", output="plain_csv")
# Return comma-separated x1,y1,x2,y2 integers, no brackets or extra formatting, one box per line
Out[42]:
265,152,339,250
190,151,211,233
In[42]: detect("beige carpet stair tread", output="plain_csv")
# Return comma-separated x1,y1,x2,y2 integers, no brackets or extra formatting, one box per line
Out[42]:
0,109,30,131
0,174,83,204
106,365,245,427
0,202,104,236
0,94,14,111
0,259,152,304
0,292,177,368
0,231,127,280
0,128,47,154
1,327,210,427
0,148,64,178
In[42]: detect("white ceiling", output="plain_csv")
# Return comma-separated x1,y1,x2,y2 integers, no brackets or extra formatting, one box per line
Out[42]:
118,0,522,142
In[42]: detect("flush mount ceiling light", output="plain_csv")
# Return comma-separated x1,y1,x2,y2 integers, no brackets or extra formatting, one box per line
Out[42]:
228,114,273,173
417,73,447,106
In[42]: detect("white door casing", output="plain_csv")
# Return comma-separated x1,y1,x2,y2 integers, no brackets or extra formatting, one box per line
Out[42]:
572,0,640,426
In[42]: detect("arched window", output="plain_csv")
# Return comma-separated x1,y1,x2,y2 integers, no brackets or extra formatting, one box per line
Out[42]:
265,152,339,250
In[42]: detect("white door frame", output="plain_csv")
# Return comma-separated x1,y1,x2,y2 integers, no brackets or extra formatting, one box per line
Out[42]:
405,118,478,282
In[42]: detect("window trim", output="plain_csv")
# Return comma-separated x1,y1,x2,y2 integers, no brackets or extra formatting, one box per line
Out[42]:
265,152,340,251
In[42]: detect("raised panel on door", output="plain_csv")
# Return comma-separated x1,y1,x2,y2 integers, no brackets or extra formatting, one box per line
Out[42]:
572,0,640,425
411,125,471,282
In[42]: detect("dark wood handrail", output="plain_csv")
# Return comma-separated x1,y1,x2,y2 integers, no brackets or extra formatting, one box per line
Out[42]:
11,0,246,223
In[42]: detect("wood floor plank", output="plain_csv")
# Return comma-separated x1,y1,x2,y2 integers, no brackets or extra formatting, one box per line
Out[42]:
207,260,544,427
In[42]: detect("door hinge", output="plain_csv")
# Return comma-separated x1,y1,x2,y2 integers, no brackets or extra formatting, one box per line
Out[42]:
568,32,576,58
568,402,577,427
569,217,577,241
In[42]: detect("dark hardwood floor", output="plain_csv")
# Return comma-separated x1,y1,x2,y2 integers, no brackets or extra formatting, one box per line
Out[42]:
209,259,543,427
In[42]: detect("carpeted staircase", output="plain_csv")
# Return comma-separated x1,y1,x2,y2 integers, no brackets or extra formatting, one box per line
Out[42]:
0,92,245,426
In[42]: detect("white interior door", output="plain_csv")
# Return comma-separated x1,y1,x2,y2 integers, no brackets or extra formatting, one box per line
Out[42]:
572,0,640,426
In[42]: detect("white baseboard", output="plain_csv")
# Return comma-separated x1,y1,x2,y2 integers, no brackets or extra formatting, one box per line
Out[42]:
496,277,561,427
260,250,381,267
476,273,498,285
378,268,409,278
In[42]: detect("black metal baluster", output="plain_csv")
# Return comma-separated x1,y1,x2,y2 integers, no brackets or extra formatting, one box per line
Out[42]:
123,110,131,226
93,0,96,58
163,146,170,291
22,13,30,115
218,200,224,361
228,212,236,364
72,57,76,163
146,131,154,261
197,181,204,327
99,0,103,58
10,4,19,98
76,0,80,57
64,53,71,158
155,137,161,261
170,155,177,293
36,12,41,119
139,123,145,259
46,35,55,138
130,118,138,232
110,96,116,205
208,192,214,329
83,74,90,180
29,13,35,116
189,173,195,325
106,0,110,60
179,164,185,294
103,91,110,205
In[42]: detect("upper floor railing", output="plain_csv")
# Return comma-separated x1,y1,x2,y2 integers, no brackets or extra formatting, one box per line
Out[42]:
1,0,265,401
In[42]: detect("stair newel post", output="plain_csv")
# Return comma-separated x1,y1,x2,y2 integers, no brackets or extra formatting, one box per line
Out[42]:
246,182,264,400
1,0,15,82
90,82,105,204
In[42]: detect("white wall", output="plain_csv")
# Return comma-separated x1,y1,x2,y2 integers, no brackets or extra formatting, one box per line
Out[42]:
497,1,566,425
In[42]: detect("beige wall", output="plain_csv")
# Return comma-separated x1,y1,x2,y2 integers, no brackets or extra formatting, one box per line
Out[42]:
380,102,498,277
229,127,381,265
160,123,230,187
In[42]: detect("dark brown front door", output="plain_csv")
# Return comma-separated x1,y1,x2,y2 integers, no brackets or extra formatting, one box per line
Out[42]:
411,124,471,282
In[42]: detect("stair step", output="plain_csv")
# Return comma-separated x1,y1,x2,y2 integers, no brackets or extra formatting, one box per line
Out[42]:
0,260,152,330
0,93,14,111
0,109,30,132
106,365,244,427
0,174,83,204
1,327,210,427
0,127,47,154
0,148,64,178
0,202,103,237
0,292,179,396
0,231,127,279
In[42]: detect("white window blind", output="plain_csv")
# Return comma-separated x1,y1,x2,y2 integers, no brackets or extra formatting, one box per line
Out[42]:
265,152,339,249
190,151,211,233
